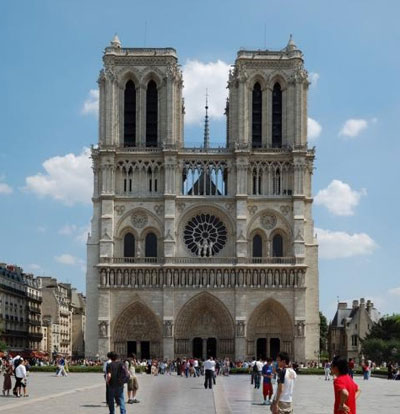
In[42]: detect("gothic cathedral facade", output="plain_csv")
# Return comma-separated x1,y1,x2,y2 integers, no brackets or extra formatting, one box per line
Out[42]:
86,35,319,363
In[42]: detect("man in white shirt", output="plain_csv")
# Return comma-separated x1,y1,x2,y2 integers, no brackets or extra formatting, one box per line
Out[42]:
271,352,297,414
203,357,216,389
13,359,27,397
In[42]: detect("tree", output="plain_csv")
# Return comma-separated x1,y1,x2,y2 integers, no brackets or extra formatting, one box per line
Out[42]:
365,314,400,341
320,311,328,353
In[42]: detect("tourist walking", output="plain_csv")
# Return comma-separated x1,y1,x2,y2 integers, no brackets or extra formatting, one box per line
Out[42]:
324,361,332,381
331,356,361,414
262,358,273,405
348,358,355,379
271,352,296,414
250,357,256,385
204,356,216,389
254,357,263,389
106,352,129,414
125,358,140,404
13,359,28,397
2,359,13,396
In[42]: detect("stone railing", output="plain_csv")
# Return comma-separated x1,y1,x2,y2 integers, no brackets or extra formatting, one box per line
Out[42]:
100,256,304,265
98,265,306,289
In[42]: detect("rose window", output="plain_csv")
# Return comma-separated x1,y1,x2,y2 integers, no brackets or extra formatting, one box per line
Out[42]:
184,214,227,257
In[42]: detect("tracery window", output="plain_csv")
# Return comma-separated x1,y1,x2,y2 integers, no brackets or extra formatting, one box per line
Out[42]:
146,80,158,147
124,233,135,257
124,80,136,147
252,234,263,258
252,82,262,148
183,214,227,257
272,83,282,148
272,234,283,257
145,232,158,258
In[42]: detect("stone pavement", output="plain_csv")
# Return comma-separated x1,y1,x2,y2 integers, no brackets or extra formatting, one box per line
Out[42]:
0,373,398,413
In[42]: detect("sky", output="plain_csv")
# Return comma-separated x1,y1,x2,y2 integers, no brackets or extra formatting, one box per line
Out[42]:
1,0,399,320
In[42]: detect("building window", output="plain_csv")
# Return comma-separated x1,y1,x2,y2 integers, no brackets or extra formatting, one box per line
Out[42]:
146,80,158,147
252,234,263,258
272,83,282,148
272,234,283,257
252,82,262,148
145,232,158,258
124,80,136,147
351,335,358,347
123,233,135,258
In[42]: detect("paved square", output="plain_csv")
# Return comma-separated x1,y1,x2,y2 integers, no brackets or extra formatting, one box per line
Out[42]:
0,373,398,413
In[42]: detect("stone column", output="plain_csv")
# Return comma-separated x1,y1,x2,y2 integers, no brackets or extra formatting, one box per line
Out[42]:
202,338,207,360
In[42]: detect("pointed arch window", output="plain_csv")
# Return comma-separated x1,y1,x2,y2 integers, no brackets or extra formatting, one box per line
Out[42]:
146,80,158,147
252,234,263,258
272,234,283,257
272,83,282,148
252,82,262,148
124,80,136,147
145,232,157,258
124,233,135,257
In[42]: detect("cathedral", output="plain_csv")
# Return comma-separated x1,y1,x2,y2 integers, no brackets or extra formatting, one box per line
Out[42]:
86,35,319,363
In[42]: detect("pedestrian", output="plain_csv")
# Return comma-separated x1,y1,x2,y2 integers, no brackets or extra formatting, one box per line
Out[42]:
125,358,140,404
13,359,28,397
254,357,263,389
331,355,361,414
250,356,256,385
348,358,355,379
271,352,296,414
103,353,112,406
203,356,215,389
106,352,129,414
324,360,331,381
262,358,273,405
2,359,13,396
361,361,369,380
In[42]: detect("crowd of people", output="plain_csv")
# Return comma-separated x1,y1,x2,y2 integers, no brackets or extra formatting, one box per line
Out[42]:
0,355,30,397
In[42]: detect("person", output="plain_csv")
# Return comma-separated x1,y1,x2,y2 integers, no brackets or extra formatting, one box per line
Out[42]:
361,361,369,380
271,352,296,414
125,358,140,404
254,357,263,389
106,352,129,414
13,359,28,397
262,358,273,405
387,361,393,380
103,353,112,406
2,359,13,396
331,355,361,414
203,356,215,389
348,358,355,379
250,357,256,385
324,360,332,381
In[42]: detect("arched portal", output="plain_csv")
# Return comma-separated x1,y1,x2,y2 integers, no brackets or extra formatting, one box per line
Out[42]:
247,299,293,359
174,292,235,359
113,301,162,359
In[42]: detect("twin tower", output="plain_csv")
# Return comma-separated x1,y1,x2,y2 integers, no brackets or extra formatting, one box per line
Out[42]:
86,35,319,363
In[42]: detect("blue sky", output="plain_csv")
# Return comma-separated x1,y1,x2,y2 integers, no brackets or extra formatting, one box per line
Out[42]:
1,0,399,319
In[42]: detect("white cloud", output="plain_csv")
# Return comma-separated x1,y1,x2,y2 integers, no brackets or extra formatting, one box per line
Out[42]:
315,227,377,259
27,264,42,271
59,223,90,244
339,118,368,138
315,179,366,216
308,117,322,141
55,254,78,265
388,287,400,297
0,175,13,194
182,59,231,124
81,89,99,117
24,148,92,206
309,72,319,87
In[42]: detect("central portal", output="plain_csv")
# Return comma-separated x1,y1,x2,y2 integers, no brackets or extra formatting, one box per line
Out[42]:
206,337,217,358
193,337,203,358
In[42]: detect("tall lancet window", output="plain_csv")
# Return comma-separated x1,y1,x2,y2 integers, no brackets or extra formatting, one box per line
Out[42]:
124,80,136,147
146,80,158,147
252,82,262,148
272,83,282,148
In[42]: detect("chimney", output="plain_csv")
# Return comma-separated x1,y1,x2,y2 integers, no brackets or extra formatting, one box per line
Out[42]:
360,298,365,308
338,302,348,310
366,300,372,314
352,300,359,309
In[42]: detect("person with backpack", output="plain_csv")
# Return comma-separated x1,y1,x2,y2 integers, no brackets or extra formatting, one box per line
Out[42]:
106,352,129,414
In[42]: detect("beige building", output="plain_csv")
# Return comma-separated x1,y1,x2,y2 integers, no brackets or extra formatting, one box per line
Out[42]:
71,289,86,358
39,277,72,356
86,35,319,362
0,263,43,353
328,298,380,361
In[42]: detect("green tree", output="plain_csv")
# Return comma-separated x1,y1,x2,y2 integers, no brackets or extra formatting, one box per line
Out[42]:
319,311,328,353
365,314,400,341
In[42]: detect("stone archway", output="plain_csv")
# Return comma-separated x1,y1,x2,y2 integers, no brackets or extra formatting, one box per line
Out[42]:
174,292,235,359
113,301,162,359
247,299,294,359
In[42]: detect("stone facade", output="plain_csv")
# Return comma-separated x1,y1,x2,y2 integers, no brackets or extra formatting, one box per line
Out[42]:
0,263,43,353
71,289,86,358
86,35,319,362
328,299,380,362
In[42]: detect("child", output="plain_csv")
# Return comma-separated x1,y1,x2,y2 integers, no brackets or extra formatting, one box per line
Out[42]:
331,356,361,414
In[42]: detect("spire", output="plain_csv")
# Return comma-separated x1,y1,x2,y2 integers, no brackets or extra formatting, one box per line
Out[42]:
111,33,121,48
203,89,210,149
286,34,297,51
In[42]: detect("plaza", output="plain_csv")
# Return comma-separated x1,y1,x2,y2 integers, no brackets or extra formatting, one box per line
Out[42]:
0,373,398,413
